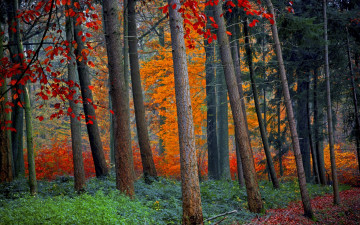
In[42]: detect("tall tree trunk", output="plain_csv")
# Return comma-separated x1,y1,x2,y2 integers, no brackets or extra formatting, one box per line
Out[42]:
73,1,108,178
204,6,219,180
265,0,314,218
216,47,230,180
296,70,311,182
128,0,157,183
102,0,135,196
323,0,340,205
158,24,166,155
346,28,360,174
24,85,37,195
313,68,326,185
213,2,264,213
243,19,279,189
65,9,86,192
168,1,203,224
0,24,13,183
7,0,25,178
277,86,283,177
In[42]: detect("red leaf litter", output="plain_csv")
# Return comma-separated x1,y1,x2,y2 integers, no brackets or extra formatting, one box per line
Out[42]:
249,188,360,225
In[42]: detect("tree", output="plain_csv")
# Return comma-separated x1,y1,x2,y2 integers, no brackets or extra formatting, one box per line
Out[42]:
65,6,86,192
212,2,264,213
265,0,314,218
102,0,135,196
323,0,340,205
73,1,108,178
168,0,203,223
128,0,158,183
243,18,279,189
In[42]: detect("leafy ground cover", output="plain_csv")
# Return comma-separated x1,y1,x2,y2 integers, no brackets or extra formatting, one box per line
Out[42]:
0,175,353,224
249,187,360,225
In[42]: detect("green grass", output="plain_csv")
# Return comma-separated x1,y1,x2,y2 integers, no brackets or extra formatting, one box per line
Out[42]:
0,175,350,225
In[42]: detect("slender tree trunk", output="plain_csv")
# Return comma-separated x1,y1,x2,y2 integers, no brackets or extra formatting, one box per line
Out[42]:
73,1,108,178
204,6,219,180
65,9,86,192
102,0,135,196
7,0,25,178
346,28,360,174
265,0,314,218
158,24,166,155
323,0,340,205
168,1,203,224
24,85,37,195
314,68,326,185
243,19,279,189
277,87,283,177
0,24,13,183
128,0,157,183
213,2,264,213
216,47,230,180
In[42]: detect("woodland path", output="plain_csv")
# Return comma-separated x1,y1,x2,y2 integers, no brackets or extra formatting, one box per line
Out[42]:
248,188,360,225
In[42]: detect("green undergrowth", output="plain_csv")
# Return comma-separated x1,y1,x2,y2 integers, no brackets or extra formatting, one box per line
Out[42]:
0,175,351,225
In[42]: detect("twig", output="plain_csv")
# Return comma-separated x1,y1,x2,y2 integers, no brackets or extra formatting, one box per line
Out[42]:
205,210,237,222
212,216,227,225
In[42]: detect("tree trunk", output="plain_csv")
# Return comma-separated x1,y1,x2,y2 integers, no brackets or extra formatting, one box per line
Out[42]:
265,0,314,218
73,1,108,178
24,85,37,195
65,8,86,192
213,2,264,213
168,1,203,224
243,19,279,189
323,0,340,205
128,0,158,183
102,0,135,196
296,70,311,182
204,6,219,180
0,24,12,183
313,68,326,185
346,28,360,174
277,87,283,177
216,46,230,180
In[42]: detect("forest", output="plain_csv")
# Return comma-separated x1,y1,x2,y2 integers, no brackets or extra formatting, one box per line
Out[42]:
0,0,359,224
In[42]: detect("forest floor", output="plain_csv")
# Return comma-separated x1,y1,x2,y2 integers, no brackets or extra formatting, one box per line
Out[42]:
249,188,360,225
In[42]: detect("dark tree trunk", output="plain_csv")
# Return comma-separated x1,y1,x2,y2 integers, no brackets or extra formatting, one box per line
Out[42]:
216,47,230,180
265,0,314,218
296,70,311,182
73,1,108,178
204,6,219,180
243,19,279,189
102,0,135,196
276,81,283,177
65,7,86,192
323,0,340,205
128,0,158,183
313,68,326,185
213,2,264,213
168,1,203,224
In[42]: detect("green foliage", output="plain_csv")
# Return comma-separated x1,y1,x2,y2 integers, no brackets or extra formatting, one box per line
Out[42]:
0,176,351,225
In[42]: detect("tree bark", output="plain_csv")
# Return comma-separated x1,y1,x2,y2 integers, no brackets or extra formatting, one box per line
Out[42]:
243,19,279,189
73,1,108,178
24,85,37,195
277,86,283,177
128,0,158,183
65,7,86,192
102,0,135,196
323,0,340,205
204,6,219,180
265,0,314,218
168,0,203,224
212,2,264,213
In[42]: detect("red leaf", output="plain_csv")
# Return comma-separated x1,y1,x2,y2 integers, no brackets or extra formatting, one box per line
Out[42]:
74,2,80,9
172,3,177,9
226,31,232,36
88,85,94,90
68,107,72,113
110,110,114,115
38,116,44,121
88,61,95,68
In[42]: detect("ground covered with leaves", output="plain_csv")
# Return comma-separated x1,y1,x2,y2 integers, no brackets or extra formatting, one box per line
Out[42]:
250,187,360,225
0,174,355,224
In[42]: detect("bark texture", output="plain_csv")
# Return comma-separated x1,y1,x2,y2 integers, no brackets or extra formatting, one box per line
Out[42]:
73,1,108,178
265,0,314,218
128,0,157,183
168,0,203,224
102,0,135,196
213,2,264,213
